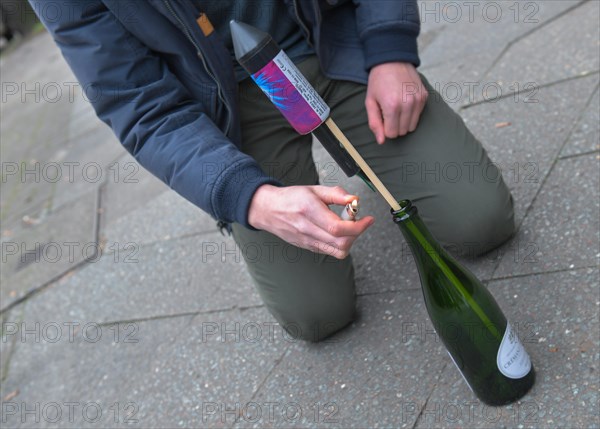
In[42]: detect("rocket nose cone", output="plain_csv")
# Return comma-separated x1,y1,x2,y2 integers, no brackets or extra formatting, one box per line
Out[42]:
230,20,270,60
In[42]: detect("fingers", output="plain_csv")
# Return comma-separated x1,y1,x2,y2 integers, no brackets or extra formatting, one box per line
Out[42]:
382,107,401,141
398,101,412,137
311,185,356,206
366,62,429,142
382,88,427,137
299,187,375,259
377,92,413,140
313,213,375,260
408,107,420,133
408,85,428,132
366,96,385,144
307,186,373,237
308,215,375,259
325,215,375,238
303,194,373,240
254,185,375,260
382,96,427,138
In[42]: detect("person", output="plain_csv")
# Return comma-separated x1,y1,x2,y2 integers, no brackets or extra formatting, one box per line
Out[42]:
31,0,515,342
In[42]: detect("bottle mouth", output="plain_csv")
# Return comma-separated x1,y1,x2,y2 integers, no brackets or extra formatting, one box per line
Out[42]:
391,199,416,222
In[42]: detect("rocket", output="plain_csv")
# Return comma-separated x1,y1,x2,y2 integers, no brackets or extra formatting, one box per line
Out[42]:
230,20,362,179
229,20,401,211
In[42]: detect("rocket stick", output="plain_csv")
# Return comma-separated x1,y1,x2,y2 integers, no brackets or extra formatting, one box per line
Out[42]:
323,118,401,211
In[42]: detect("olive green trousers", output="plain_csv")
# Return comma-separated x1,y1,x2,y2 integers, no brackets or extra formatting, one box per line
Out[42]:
231,56,515,342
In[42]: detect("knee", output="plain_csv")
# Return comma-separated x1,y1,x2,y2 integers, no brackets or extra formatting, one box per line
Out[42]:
461,195,516,256
429,184,516,257
281,293,357,343
461,192,515,256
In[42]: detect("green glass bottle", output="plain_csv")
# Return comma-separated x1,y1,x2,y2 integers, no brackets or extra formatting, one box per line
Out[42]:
392,200,535,406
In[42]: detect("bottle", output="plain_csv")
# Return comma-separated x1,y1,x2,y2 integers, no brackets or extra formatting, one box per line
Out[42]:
392,200,535,406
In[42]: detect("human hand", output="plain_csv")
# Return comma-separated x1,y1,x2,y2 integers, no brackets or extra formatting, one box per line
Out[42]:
365,62,429,144
248,184,375,259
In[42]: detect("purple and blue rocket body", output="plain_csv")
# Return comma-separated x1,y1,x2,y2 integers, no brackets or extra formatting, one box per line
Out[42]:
230,20,361,178
253,51,330,134
230,20,328,135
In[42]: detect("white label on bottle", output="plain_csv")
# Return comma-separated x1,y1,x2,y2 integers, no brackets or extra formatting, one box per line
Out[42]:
496,322,532,379
272,51,330,121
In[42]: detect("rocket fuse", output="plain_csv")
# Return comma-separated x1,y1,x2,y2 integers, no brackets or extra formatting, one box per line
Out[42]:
230,20,362,178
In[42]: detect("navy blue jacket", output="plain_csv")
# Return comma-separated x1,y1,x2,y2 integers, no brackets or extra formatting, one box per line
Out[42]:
32,0,420,229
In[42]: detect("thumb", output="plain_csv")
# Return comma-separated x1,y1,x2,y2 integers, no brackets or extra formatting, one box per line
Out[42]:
365,96,385,144
311,185,357,206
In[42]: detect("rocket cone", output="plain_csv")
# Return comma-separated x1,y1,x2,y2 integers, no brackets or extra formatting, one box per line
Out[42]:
230,20,265,60
230,20,279,75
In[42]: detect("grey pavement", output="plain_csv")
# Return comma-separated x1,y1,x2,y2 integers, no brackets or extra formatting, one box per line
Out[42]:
1,1,599,428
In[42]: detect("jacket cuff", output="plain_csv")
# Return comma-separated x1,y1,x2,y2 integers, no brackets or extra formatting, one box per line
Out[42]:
212,162,281,230
362,28,421,70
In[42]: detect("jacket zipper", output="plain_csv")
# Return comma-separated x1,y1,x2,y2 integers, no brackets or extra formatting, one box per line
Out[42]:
162,0,232,135
292,0,313,48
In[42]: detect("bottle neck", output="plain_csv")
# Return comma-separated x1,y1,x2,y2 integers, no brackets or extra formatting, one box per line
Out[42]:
392,200,447,263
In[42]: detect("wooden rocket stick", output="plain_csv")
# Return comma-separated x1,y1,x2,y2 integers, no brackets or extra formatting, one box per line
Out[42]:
324,117,401,212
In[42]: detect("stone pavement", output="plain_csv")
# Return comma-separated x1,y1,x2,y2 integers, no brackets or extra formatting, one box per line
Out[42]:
0,1,598,427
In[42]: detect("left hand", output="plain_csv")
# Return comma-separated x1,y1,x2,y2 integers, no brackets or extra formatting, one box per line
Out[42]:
365,62,429,144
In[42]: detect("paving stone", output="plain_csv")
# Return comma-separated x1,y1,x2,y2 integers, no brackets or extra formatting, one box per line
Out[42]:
484,1,600,97
560,85,600,157
50,124,126,210
20,232,261,324
0,39,81,224
419,1,590,108
417,267,599,429
102,186,218,250
0,303,193,429
0,103,77,225
420,1,581,70
97,152,171,238
417,23,445,55
129,306,289,428
459,74,599,226
495,154,600,278
420,50,500,110
240,291,448,428
66,87,103,136
0,188,98,311
0,31,68,85
0,30,123,223
0,306,23,382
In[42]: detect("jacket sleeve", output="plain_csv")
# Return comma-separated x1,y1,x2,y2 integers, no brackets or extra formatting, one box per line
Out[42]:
32,0,279,228
353,0,421,69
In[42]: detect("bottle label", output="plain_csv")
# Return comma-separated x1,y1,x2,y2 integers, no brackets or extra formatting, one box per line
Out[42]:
252,50,330,134
496,322,532,379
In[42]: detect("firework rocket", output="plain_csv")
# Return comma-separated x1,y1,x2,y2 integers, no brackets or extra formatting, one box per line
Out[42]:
230,20,366,179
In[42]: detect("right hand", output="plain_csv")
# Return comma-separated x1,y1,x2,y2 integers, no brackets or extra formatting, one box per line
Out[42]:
248,184,375,259
365,62,428,144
